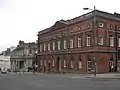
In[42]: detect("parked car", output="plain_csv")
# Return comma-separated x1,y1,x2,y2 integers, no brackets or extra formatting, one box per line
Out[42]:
1,68,7,74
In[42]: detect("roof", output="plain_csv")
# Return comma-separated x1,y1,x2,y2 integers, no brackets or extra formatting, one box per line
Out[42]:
38,10,120,35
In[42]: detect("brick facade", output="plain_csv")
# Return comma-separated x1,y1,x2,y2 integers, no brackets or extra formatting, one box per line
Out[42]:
37,10,120,74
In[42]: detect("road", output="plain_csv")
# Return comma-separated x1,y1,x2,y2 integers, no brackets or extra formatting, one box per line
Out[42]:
0,73,120,90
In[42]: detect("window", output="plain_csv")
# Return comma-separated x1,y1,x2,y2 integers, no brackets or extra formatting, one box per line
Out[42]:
98,22,104,27
110,24,114,29
64,40,67,49
48,43,50,51
44,60,46,66
70,55,74,68
52,60,55,66
119,37,120,47
44,44,46,51
118,27,120,30
78,27,81,30
86,35,90,46
78,37,82,47
70,39,74,48
99,36,103,45
40,45,42,51
63,56,66,67
58,41,60,50
87,58,92,71
40,60,43,65
64,60,66,67
69,28,73,32
78,55,82,69
52,42,55,50
110,35,114,46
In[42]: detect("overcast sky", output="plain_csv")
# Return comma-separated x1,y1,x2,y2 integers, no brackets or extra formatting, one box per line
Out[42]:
0,0,120,52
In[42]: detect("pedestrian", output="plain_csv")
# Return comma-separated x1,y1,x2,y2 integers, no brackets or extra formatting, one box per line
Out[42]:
33,64,35,74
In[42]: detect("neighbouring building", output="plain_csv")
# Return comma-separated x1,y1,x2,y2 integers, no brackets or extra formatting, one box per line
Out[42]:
37,10,120,74
10,41,37,71
0,46,16,70
0,54,10,70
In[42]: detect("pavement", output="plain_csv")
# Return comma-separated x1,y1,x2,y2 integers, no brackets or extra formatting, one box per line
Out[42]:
0,72,120,90
8,72,120,79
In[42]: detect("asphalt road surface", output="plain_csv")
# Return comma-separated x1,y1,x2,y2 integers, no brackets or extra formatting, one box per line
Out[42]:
0,73,120,90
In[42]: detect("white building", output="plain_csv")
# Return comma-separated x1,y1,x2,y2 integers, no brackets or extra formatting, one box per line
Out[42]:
0,55,11,70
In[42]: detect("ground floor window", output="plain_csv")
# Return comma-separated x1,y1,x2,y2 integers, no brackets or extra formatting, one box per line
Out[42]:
70,55,74,69
78,55,82,69
63,56,66,68
64,60,66,67
52,60,55,66
87,58,92,72
44,60,46,66
40,60,42,65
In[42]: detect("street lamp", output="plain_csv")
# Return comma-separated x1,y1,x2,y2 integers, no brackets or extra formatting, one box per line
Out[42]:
83,5,97,76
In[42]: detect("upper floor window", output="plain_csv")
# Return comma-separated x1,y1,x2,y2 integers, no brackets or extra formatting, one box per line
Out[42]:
69,28,73,33
98,22,104,27
52,42,55,50
78,37,82,47
48,43,50,51
78,27,81,30
118,37,120,47
64,40,67,49
86,35,90,46
110,35,114,46
70,39,74,48
29,49,32,54
44,44,46,51
58,41,60,50
98,36,103,45
118,27,120,30
40,45,42,51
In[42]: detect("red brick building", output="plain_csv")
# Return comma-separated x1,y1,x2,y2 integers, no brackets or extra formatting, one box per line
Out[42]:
37,10,120,74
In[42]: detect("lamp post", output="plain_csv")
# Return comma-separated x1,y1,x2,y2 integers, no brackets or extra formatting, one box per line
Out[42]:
83,5,97,76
